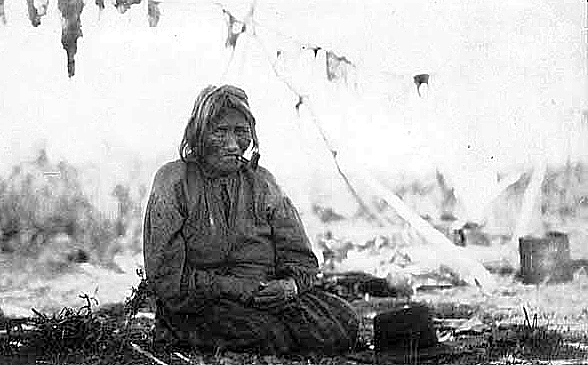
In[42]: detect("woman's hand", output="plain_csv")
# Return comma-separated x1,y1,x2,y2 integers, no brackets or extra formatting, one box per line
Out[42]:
252,278,298,307
194,271,264,304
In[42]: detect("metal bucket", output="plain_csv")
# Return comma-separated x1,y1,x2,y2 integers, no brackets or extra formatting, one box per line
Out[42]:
518,231,573,284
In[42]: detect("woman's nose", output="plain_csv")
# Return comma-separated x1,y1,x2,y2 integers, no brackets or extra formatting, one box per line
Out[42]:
225,132,240,153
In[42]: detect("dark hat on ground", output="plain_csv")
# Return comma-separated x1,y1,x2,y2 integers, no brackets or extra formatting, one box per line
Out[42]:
373,303,453,363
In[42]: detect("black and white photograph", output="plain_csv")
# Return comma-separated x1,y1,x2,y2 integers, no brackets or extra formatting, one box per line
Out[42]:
1,0,588,364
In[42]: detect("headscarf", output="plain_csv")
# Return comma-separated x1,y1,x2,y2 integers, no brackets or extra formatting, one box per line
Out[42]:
180,84,259,163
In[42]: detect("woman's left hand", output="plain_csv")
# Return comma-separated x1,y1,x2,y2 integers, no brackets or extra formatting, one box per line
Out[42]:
252,278,298,307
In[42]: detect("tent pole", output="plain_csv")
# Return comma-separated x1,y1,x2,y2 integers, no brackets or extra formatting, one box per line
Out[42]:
330,155,387,226
360,172,496,290
251,33,387,226
509,159,547,269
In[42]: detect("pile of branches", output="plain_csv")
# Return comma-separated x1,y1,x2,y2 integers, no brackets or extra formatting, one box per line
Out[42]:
0,294,120,361
29,294,112,355
123,269,155,319
0,272,155,363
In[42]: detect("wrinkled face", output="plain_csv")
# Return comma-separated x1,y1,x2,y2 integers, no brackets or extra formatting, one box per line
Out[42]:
202,110,252,173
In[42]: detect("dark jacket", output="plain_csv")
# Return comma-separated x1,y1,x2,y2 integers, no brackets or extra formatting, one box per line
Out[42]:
143,160,319,313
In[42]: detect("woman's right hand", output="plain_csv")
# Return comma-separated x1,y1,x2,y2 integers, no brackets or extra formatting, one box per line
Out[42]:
251,278,298,308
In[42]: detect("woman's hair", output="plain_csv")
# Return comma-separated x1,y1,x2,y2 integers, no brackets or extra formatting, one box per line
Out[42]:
179,84,258,162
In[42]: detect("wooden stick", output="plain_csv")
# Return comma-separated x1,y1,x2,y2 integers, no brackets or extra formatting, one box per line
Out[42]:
251,33,386,227
513,160,547,241
360,172,496,290
481,170,525,217
129,342,168,365
523,306,532,330
509,159,547,267
173,352,200,364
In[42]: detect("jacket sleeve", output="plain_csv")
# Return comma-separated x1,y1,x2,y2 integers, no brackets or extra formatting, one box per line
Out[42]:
143,163,192,312
143,163,261,313
269,193,319,294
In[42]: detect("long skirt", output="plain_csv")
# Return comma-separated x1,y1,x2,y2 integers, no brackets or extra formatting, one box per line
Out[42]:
155,289,360,355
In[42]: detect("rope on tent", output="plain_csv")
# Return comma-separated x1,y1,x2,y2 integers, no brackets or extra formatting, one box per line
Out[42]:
250,25,386,226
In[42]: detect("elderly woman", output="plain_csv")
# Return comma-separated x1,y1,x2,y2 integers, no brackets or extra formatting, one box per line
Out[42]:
143,85,359,355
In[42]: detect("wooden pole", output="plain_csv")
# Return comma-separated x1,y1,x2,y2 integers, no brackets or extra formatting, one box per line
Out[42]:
481,171,525,217
251,33,387,226
360,172,496,290
512,161,547,244
507,159,547,270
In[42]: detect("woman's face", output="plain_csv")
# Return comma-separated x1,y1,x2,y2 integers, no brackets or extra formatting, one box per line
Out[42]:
202,110,252,173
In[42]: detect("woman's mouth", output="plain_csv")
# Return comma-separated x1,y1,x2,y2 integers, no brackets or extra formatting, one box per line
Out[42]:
220,154,246,163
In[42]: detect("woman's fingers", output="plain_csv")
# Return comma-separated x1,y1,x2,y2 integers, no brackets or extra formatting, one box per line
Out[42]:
256,287,279,296
252,297,279,307
253,291,283,302
254,291,282,300
252,280,293,305
253,295,275,303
